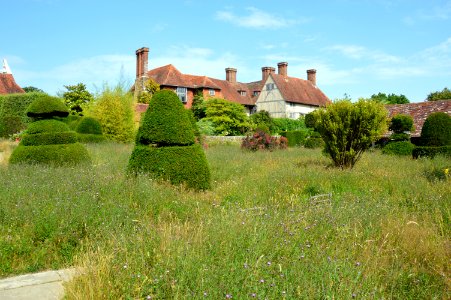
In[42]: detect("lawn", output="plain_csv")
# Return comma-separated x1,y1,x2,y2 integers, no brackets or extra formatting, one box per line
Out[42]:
0,141,449,299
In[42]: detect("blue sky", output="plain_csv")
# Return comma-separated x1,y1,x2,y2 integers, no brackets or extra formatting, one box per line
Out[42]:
2,0,450,102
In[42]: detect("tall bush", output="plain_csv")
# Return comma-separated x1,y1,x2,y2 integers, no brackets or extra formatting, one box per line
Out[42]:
88,83,135,143
420,112,451,146
204,98,250,136
272,118,306,133
314,99,387,169
250,110,276,133
128,90,211,190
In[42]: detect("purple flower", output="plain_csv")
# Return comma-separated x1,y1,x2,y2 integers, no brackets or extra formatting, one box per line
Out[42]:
226,294,232,299
250,293,256,297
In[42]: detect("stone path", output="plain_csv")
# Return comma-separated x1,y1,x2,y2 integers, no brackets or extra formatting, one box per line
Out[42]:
0,268,77,300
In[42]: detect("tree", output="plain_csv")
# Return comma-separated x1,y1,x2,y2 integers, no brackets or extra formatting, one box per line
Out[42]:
62,83,94,115
250,110,275,133
204,98,251,135
137,78,160,104
427,87,451,101
370,92,409,104
22,86,45,93
191,90,206,121
314,98,387,169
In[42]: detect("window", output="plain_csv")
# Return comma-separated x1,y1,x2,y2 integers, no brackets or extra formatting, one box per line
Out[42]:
253,91,260,97
176,87,187,103
239,90,247,96
266,83,275,90
209,89,215,96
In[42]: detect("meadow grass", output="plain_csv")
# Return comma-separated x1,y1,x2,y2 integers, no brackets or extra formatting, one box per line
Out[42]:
0,141,449,299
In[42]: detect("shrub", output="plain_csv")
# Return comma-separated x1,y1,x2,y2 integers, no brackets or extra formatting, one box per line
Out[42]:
304,112,317,129
304,135,324,149
26,94,69,119
412,146,451,159
314,98,387,169
9,143,90,166
272,118,306,133
127,144,210,190
241,130,288,151
420,112,451,146
389,114,414,134
390,133,410,142
64,115,82,130
250,110,276,133
280,130,308,147
137,78,160,104
191,90,206,121
27,119,71,134
196,119,215,136
0,92,42,137
21,132,78,146
76,117,103,135
382,141,415,156
76,133,106,143
136,90,195,146
204,98,251,136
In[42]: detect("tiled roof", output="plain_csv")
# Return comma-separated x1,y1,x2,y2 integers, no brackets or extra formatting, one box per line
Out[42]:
209,78,259,106
271,74,330,107
385,100,451,137
0,73,25,95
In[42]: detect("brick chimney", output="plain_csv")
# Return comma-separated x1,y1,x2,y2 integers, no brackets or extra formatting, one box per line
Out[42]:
277,62,288,76
307,69,316,86
262,66,275,81
136,47,149,79
225,68,237,83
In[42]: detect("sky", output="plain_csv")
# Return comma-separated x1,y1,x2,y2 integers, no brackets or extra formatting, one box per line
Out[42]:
2,0,451,102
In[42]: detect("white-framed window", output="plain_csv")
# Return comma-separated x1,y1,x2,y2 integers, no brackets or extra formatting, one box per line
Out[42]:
266,83,275,90
253,91,260,97
209,89,215,96
239,90,247,96
176,87,187,103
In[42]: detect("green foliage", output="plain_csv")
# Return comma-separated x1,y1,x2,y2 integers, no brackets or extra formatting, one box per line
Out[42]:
205,98,251,136
136,90,195,146
272,117,306,133
62,83,94,115
420,112,451,146
196,119,215,136
191,90,206,121
76,117,102,135
22,86,45,93
382,141,415,156
304,135,324,149
314,98,387,169
0,92,43,137
76,133,106,143
250,110,276,133
89,83,135,143
304,112,317,129
128,144,211,190
389,114,413,133
280,130,308,147
26,94,69,119
137,78,160,104
427,87,451,101
9,143,91,166
21,132,78,146
26,119,70,134
412,146,451,159
241,130,288,151
370,92,410,104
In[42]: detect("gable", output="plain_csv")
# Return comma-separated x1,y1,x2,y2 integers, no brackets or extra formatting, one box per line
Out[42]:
0,73,25,95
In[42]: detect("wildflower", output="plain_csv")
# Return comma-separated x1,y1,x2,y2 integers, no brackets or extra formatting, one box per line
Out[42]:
123,264,128,269
146,296,152,300
203,292,208,297
352,293,356,298
267,261,271,266
355,262,361,267
259,279,265,283
250,293,256,297
445,168,449,176
226,294,232,299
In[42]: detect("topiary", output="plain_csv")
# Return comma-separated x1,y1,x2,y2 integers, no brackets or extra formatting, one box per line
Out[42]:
421,112,451,146
76,117,103,135
389,114,413,134
128,90,211,190
26,94,69,119
382,141,415,156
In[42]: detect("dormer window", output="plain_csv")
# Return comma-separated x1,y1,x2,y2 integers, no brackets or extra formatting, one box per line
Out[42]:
266,83,275,90
239,90,247,96
253,91,260,97
209,89,215,96
176,87,187,103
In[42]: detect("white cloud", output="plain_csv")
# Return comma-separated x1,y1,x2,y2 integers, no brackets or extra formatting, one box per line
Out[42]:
325,45,402,63
215,7,301,29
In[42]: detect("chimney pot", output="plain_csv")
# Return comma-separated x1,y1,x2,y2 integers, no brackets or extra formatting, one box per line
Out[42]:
277,62,288,76
225,67,237,83
262,66,275,81
136,47,149,79
307,69,317,86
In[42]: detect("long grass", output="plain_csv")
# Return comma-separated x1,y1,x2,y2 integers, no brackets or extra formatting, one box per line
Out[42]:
0,141,449,299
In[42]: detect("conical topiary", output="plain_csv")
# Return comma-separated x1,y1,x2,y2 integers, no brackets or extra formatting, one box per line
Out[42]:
421,112,451,146
75,116,106,143
9,94,91,166
128,90,211,190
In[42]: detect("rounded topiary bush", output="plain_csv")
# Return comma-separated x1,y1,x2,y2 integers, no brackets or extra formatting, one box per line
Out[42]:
27,119,71,134
26,94,69,119
389,114,413,134
76,117,103,135
421,112,451,146
128,90,211,190
382,141,415,156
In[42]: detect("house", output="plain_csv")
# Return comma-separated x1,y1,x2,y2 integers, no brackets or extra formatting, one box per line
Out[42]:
385,100,451,139
134,47,330,118
0,59,24,95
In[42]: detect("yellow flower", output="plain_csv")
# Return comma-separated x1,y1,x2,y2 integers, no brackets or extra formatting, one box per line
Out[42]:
444,168,449,176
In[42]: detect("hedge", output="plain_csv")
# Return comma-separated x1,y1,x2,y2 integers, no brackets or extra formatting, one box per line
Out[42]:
420,112,451,146
76,117,103,135
280,130,308,147
0,92,41,137
412,146,451,159
128,144,211,190
77,133,106,143
9,143,91,166
382,141,415,156
21,132,78,146
26,94,69,119
26,119,71,134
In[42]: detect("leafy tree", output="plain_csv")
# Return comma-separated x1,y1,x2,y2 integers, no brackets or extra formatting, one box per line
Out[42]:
62,83,94,115
370,92,409,104
88,83,135,143
22,86,45,93
427,87,451,101
250,110,275,133
191,90,206,121
205,98,251,135
314,98,387,169
137,78,160,104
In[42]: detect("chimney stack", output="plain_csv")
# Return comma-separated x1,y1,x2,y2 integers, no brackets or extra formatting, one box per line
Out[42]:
136,47,149,79
307,69,316,86
277,62,288,76
225,68,237,83
262,66,275,81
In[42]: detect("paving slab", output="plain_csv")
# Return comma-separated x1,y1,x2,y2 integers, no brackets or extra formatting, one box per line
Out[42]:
0,268,77,300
